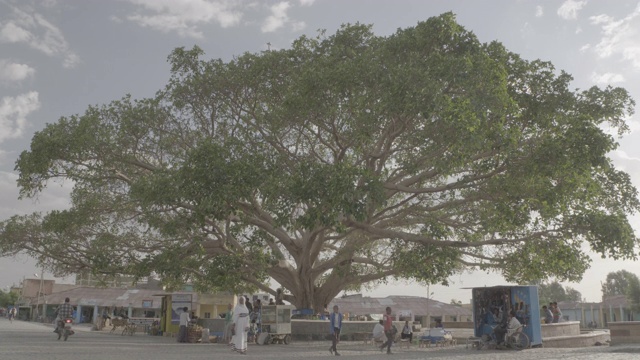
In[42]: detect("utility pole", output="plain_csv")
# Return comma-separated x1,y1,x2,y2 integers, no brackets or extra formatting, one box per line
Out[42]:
426,285,434,328
34,270,44,321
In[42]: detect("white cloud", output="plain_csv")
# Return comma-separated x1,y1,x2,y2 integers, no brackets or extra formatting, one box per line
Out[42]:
0,6,80,68
535,5,543,18
520,21,534,38
291,20,306,32
590,14,614,25
262,1,291,33
123,0,243,38
0,170,74,220
122,0,308,37
0,92,40,143
575,26,582,34
613,149,640,162
557,0,587,20
589,4,640,69
579,44,591,52
0,22,31,42
0,60,35,83
590,72,625,84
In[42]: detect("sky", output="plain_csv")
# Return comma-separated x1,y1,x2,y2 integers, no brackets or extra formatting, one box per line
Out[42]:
2,0,640,304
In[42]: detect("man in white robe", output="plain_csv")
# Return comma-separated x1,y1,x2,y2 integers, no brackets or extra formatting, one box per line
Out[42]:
231,296,250,354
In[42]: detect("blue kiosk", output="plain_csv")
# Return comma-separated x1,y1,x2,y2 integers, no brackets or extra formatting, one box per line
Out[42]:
471,285,542,347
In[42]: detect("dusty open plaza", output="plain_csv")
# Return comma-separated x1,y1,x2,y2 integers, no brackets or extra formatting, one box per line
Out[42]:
2,317,640,360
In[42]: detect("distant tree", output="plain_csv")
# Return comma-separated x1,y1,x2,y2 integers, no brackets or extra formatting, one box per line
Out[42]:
565,287,582,302
537,281,582,306
1,13,639,311
538,281,565,305
602,270,638,298
450,299,462,306
0,290,18,308
627,275,640,313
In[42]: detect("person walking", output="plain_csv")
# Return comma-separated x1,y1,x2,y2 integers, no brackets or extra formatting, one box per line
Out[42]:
329,305,343,356
380,306,394,354
9,307,16,323
231,296,250,355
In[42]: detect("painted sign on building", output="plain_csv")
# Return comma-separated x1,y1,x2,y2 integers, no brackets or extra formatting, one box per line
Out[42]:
171,294,192,325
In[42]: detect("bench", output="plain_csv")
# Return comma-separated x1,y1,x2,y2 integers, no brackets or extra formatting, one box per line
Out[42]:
466,336,482,349
418,338,432,348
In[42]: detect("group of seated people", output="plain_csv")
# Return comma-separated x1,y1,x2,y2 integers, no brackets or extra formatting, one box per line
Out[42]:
372,320,414,343
481,307,522,346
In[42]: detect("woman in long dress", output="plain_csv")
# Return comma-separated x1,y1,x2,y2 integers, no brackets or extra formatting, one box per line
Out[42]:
231,296,250,354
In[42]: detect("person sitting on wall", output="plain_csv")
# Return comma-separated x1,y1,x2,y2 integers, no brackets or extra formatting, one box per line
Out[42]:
542,305,553,324
372,320,386,343
401,320,413,343
275,288,285,305
322,304,330,320
552,302,563,323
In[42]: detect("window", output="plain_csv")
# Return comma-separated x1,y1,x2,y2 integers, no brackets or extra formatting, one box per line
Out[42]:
204,312,211,319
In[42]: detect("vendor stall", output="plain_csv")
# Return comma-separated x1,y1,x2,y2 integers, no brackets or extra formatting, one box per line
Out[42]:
257,304,295,345
471,285,542,347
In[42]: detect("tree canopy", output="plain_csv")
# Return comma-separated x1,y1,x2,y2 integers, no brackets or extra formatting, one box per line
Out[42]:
601,270,640,312
0,290,18,308
601,270,638,298
1,13,638,310
537,280,582,306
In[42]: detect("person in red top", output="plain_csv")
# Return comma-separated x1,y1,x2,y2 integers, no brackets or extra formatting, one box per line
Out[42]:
379,306,394,354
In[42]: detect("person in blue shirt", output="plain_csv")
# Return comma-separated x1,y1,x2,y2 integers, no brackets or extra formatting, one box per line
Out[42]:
481,308,499,336
329,305,343,356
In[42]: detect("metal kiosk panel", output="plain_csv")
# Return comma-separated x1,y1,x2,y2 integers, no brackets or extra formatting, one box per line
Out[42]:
471,285,542,347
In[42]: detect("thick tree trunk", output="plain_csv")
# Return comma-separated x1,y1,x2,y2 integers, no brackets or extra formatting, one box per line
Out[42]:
286,281,344,313
271,273,342,312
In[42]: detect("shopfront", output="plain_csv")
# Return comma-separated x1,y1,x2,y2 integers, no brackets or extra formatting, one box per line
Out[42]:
471,285,542,346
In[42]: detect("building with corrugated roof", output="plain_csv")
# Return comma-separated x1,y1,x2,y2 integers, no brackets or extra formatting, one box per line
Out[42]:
329,294,472,326
24,286,163,324
23,285,236,327
558,294,639,328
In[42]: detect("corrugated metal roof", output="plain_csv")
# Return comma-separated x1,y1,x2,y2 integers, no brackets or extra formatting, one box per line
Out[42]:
329,295,471,317
32,287,174,309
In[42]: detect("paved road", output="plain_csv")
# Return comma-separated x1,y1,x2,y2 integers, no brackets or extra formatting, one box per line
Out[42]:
1,317,640,360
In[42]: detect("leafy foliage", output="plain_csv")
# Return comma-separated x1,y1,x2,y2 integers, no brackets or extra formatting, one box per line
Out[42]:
1,13,639,309
601,270,638,299
537,281,583,307
626,275,640,313
0,290,18,308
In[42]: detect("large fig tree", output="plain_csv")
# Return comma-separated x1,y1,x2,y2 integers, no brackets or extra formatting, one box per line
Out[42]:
2,13,638,310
